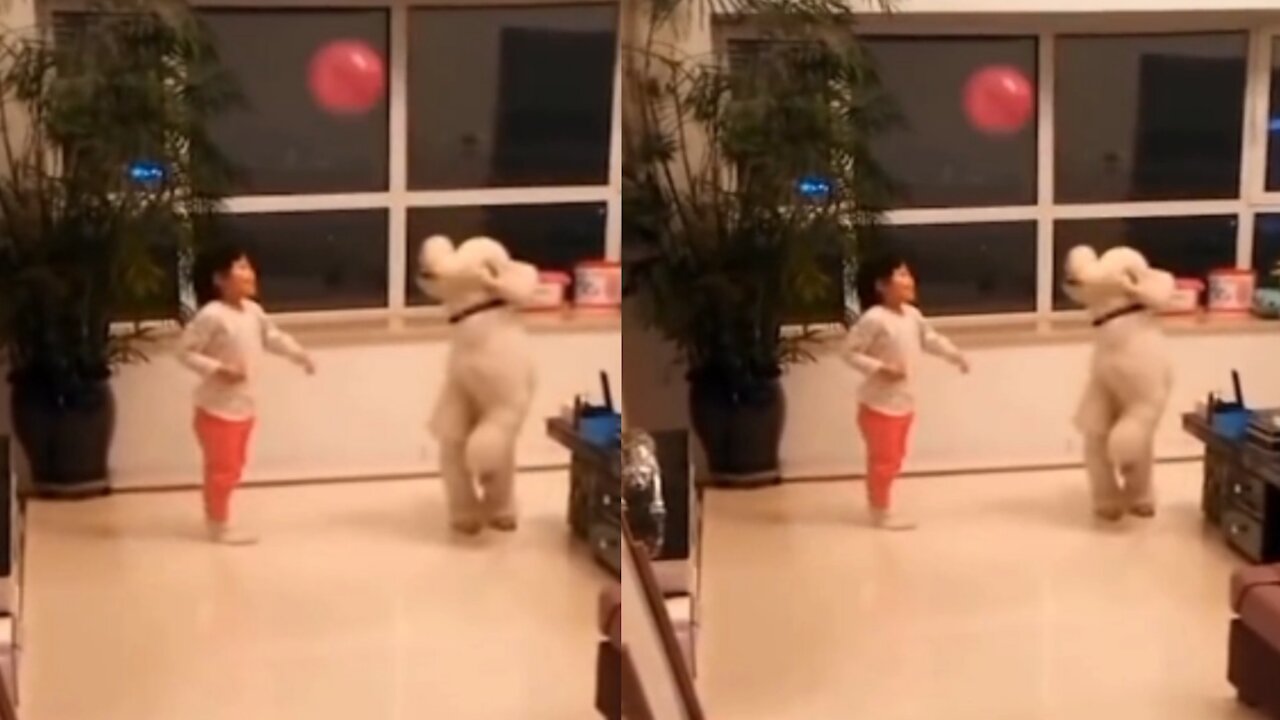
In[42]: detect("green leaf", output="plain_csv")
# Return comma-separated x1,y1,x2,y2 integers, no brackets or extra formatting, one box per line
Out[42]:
624,0,893,391
0,0,237,397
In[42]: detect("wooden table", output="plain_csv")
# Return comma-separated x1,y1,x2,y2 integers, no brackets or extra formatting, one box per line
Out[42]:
547,417,622,574
545,419,700,579
1183,412,1280,563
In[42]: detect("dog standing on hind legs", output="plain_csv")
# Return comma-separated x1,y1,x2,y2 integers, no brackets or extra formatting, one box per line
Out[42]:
417,235,538,535
1063,245,1175,522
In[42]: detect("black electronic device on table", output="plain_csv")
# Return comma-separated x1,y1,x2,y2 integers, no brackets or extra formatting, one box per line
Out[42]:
1184,410,1280,563
1207,369,1252,440
548,416,692,577
1247,410,1280,452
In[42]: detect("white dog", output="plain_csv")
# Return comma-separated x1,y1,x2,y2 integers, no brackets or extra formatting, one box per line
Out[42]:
417,235,538,534
1063,245,1175,521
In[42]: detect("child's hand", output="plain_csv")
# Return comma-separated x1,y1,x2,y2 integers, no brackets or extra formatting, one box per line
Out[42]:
877,361,906,381
215,361,246,384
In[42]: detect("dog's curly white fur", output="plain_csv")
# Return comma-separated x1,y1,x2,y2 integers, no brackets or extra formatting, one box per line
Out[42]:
1063,245,1175,521
417,235,538,535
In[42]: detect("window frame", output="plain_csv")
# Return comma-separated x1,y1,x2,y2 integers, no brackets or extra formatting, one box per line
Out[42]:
715,12,1280,326
41,0,622,328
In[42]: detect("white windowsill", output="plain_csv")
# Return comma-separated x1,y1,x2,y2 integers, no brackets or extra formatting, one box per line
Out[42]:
797,310,1280,352
118,306,620,349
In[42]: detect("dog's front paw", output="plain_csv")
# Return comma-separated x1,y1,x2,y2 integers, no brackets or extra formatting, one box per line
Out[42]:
451,518,484,536
1128,502,1156,518
1093,505,1125,523
488,515,518,532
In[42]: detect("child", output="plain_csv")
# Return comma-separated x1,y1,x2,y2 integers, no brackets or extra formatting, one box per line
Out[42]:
843,252,968,530
178,244,315,545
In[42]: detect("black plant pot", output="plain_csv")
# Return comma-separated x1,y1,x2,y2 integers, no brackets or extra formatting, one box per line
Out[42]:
688,375,785,488
10,380,115,499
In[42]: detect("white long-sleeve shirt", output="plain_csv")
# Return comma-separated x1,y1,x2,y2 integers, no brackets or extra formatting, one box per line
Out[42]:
178,300,309,421
841,304,964,416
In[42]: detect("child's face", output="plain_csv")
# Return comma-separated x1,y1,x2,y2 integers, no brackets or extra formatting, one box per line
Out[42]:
877,264,917,306
215,257,258,302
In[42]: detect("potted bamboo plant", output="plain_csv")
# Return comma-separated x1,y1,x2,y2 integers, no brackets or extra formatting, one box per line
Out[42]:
0,0,237,496
623,0,894,486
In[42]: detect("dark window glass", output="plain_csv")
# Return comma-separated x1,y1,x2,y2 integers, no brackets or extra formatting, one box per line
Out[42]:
406,203,606,304
1053,215,1237,309
1252,214,1280,281
200,9,390,195
868,222,1037,316
408,6,617,190
1265,41,1280,191
862,36,1038,209
1056,34,1246,203
212,211,389,312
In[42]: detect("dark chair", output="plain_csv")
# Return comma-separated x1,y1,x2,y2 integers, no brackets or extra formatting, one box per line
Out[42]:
1229,564,1280,717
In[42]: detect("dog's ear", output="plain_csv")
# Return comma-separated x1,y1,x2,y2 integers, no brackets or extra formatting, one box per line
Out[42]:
1066,244,1099,268
420,235,455,272
483,259,502,281
1064,245,1099,284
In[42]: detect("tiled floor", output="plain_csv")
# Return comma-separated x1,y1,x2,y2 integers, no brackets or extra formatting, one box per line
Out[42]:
21,472,604,720
698,462,1265,720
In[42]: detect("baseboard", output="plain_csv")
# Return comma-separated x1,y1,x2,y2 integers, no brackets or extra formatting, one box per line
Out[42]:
110,462,570,494
780,453,1202,483
56,453,1210,493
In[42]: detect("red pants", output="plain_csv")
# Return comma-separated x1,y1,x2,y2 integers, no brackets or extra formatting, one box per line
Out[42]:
857,405,914,510
194,410,255,523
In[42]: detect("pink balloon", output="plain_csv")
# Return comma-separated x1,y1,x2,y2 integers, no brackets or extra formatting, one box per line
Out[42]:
963,65,1034,136
308,40,386,116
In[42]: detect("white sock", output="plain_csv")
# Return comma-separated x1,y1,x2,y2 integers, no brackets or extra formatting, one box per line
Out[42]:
869,508,917,531
206,520,258,546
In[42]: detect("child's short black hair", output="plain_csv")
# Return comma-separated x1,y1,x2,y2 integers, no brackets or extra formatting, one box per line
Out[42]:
192,242,248,307
855,250,909,311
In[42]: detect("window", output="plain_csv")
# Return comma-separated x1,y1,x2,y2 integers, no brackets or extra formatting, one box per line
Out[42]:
1053,216,1237,309
212,211,390,312
1266,40,1280,192
727,24,1269,321
864,37,1038,209
405,203,607,304
408,6,617,190
57,3,621,319
876,223,1038,315
857,35,1041,316
1253,214,1280,280
200,9,391,196
1056,33,1247,203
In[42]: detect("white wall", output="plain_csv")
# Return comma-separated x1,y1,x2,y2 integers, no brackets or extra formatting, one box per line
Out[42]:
106,324,619,489
781,326,1280,479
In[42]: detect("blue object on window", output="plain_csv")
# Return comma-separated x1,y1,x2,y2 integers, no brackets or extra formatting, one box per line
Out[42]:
1269,117,1280,133
796,175,832,201
127,161,165,184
